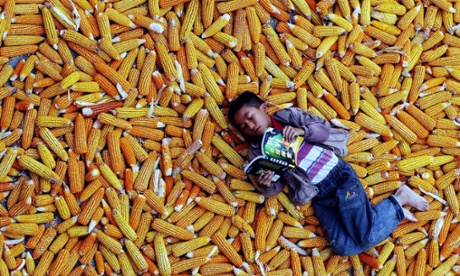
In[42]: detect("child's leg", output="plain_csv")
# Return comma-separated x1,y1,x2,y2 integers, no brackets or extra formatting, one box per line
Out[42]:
313,159,407,255
312,200,362,256
334,161,405,246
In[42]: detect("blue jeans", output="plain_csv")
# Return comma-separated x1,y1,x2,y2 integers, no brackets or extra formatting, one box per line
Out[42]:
312,159,404,256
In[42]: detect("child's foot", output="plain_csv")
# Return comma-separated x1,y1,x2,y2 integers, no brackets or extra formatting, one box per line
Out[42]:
395,185,429,211
402,208,417,222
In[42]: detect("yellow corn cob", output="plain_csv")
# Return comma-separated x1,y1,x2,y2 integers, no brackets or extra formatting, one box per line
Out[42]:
211,134,244,167
434,169,460,190
399,231,428,247
385,114,418,144
3,33,45,46
286,23,321,48
313,69,335,96
430,0,456,13
310,248,327,275
170,256,209,274
324,13,352,31
190,211,214,232
418,91,452,110
2,222,39,235
283,226,316,239
111,209,137,241
357,0,371,25
182,97,203,121
368,181,402,197
324,91,350,120
267,249,290,271
178,0,198,41
429,254,459,275
397,156,434,171
195,196,235,217
405,104,436,131
295,87,308,111
371,19,402,36
97,39,123,60
424,101,450,119
409,174,437,192
204,95,227,129
17,154,59,183
142,189,166,217
182,169,216,194
414,210,445,221
356,55,382,76
117,251,135,276
153,235,172,275
211,231,243,267
155,42,177,82
152,218,194,240
396,4,421,29
211,179,237,209
376,255,396,276
264,219,283,252
191,109,208,143
37,115,72,127
348,138,378,154
171,236,211,258
379,90,408,110
215,0,257,13
354,113,392,137
427,134,460,147
276,192,304,220
363,161,390,176
342,152,373,163
443,184,459,214
345,82,360,115
53,195,71,221
33,251,54,276
233,190,265,204
266,92,297,105
122,239,147,272
276,212,302,229
306,93,337,120
202,13,231,39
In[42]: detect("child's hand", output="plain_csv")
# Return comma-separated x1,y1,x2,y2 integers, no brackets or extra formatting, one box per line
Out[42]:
258,171,275,187
282,126,305,143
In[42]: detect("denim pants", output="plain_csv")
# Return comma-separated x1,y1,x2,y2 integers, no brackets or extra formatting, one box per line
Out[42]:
311,158,405,256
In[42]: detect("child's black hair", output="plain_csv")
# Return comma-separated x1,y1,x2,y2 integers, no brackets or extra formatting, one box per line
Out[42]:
228,92,264,126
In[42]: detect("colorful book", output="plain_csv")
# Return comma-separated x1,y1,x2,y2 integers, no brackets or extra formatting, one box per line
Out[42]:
244,127,305,181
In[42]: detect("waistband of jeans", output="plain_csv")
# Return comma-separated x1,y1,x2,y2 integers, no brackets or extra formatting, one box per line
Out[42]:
327,157,347,177
316,158,346,186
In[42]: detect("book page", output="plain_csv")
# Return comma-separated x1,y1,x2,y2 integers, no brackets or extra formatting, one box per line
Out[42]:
261,127,304,167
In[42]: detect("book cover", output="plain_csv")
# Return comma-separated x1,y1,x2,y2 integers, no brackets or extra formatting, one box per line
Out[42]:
244,127,305,180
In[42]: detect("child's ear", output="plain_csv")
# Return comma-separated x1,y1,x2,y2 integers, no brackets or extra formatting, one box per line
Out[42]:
260,103,268,113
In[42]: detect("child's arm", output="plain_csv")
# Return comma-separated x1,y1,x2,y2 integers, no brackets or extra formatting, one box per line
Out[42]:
274,108,331,143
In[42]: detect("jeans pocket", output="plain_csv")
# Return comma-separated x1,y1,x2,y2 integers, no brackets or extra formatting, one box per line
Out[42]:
336,181,366,211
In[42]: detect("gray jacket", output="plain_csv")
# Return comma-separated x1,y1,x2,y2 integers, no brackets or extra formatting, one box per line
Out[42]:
248,108,350,205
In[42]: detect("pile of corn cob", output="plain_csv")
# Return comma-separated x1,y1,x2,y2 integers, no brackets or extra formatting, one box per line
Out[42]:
0,0,459,274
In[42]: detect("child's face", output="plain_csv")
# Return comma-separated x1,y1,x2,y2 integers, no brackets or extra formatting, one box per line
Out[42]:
233,104,272,137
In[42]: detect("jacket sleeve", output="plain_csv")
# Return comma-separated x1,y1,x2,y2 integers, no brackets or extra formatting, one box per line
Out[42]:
273,108,331,143
248,143,285,197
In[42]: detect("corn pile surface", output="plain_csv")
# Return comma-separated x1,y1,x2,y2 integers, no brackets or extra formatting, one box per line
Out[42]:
0,0,459,275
